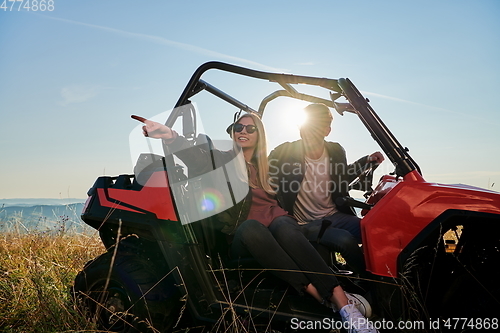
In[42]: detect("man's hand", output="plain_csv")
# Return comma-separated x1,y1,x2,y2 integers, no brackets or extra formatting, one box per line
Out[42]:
368,151,384,164
131,115,174,140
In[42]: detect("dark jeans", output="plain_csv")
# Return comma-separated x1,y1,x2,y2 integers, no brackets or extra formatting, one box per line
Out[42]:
302,212,366,274
231,218,339,301
318,211,362,243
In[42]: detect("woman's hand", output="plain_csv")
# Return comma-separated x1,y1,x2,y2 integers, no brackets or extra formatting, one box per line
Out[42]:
131,115,175,140
142,120,174,140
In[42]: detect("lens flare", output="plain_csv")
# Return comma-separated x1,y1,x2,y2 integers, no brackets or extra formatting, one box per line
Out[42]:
198,188,225,212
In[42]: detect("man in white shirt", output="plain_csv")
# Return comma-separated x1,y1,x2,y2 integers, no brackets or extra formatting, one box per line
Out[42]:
268,103,384,274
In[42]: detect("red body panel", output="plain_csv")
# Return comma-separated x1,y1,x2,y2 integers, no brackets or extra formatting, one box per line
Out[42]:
361,170,500,277
96,171,177,221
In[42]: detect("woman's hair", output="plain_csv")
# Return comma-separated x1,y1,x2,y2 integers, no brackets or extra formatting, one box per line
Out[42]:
233,113,275,195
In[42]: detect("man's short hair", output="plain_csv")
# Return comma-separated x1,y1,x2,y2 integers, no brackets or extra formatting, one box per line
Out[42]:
303,103,333,126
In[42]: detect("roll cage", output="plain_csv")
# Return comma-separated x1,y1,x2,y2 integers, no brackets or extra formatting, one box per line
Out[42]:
165,61,421,178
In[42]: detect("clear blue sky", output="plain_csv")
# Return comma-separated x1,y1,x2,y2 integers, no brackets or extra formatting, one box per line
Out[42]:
1,0,499,199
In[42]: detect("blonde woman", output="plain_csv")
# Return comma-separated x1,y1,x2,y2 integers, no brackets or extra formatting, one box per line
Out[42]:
140,113,377,333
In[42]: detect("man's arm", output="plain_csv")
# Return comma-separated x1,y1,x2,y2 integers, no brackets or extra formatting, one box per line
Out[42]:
347,151,384,183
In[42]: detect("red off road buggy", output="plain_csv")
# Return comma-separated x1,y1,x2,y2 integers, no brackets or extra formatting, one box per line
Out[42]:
73,62,500,332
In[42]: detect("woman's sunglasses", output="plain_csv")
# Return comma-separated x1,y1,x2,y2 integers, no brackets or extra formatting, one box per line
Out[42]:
233,123,258,134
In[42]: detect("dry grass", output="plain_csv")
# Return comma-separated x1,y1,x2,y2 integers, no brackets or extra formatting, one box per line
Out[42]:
0,229,105,332
1,213,440,332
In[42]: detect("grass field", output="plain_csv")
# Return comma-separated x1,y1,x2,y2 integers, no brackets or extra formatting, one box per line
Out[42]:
0,228,105,332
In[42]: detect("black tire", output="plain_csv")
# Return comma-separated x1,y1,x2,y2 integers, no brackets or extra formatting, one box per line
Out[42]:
73,250,181,332
439,226,500,319
403,222,500,325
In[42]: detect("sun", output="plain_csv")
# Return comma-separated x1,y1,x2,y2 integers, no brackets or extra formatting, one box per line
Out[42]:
288,107,308,128
278,100,309,130
263,99,310,150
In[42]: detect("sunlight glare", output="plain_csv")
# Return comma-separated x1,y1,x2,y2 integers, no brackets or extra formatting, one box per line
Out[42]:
264,99,310,151
288,107,308,129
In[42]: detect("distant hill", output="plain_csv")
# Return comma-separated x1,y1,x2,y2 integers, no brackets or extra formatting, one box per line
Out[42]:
0,198,85,207
0,201,93,234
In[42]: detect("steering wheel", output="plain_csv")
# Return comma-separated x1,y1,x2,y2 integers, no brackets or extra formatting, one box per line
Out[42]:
348,161,379,194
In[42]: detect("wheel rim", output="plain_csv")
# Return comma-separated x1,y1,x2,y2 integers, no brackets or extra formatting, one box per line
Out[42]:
87,280,133,331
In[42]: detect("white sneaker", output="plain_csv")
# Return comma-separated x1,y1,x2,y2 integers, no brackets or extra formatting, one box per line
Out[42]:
331,292,373,318
346,293,372,318
339,303,379,333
